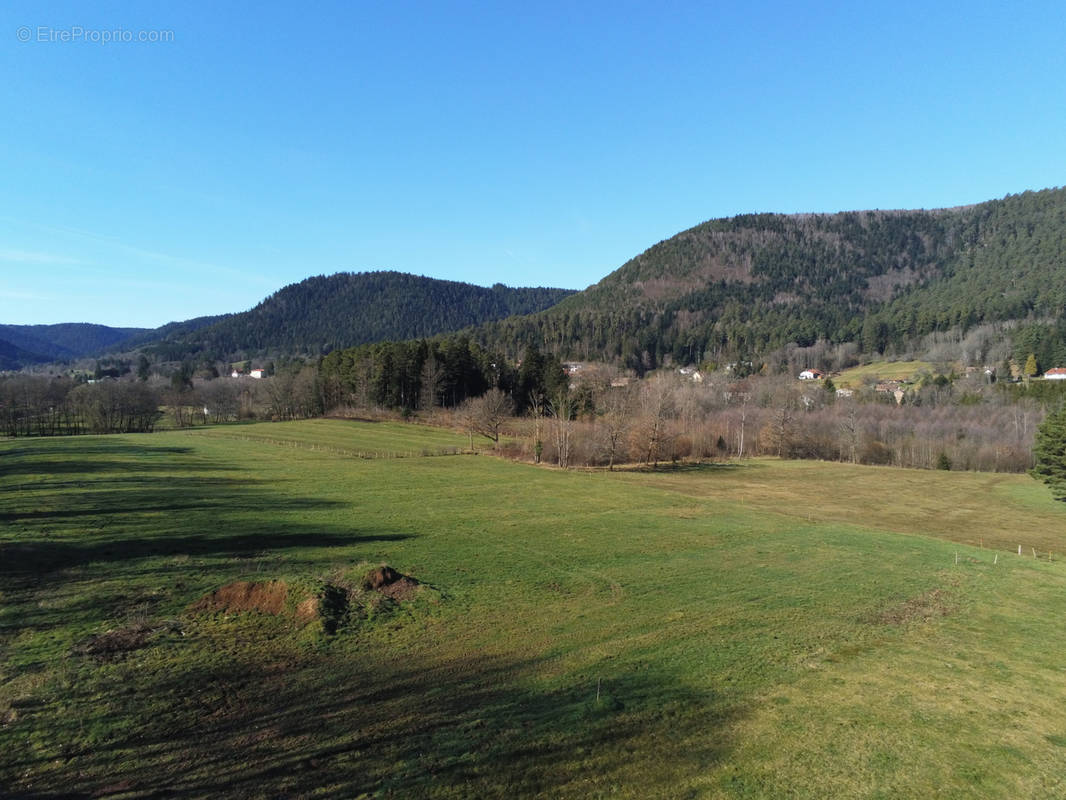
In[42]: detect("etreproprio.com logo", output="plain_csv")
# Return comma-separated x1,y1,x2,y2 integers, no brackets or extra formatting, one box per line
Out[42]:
16,25,174,44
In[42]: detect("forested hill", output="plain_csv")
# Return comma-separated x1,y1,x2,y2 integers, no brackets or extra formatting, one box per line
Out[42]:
0,337,51,371
0,323,149,364
144,271,576,361
474,187,1066,369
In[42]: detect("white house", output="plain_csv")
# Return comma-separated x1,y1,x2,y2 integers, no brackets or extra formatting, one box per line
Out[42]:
250,368,265,379
798,369,824,381
1045,367,1066,380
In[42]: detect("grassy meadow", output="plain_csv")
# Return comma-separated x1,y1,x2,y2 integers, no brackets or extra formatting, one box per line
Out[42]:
2,420,1066,798
835,360,935,387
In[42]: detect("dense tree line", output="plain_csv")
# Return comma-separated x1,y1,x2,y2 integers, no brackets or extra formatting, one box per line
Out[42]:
320,336,566,414
0,376,159,436
0,364,327,436
1010,319,1066,376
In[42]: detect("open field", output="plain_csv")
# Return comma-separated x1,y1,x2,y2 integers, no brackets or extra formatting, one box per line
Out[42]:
185,417,475,457
3,420,1066,798
617,458,1065,554
835,360,936,387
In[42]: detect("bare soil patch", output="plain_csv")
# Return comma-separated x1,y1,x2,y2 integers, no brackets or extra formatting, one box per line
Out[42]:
295,596,320,623
362,565,420,602
74,623,153,659
874,587,953,625
190,580,289,615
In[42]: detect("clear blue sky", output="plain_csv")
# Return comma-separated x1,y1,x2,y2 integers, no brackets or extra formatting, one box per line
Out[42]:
2,0,1065,327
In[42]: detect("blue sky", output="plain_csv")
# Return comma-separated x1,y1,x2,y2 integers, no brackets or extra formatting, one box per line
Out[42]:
2,1,1065,327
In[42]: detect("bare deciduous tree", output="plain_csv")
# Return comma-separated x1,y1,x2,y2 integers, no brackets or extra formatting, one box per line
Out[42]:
458,388,514,444
528,391,545,463
597,385,634,470
634,377,676,467
548,391,574,468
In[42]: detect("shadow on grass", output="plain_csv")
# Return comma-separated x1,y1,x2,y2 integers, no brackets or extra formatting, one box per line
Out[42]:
0,439,413,587
9,645,740,799
0,459,230,478
0,476,345,525
1,437,742,798
0,442,195,458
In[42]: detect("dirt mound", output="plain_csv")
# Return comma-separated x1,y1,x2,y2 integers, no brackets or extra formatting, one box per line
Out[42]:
362,566,402,590
362,565,420,602
379,576,420,602
191,580,289,615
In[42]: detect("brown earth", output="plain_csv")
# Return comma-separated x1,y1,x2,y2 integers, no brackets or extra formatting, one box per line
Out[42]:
295,596,320,623
74,623,153,659
363,565,420,602
379,577,420,602
362,566,402,590
190,580,289,615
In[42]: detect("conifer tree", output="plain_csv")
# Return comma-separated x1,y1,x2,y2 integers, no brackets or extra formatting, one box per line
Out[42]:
1032,407,1066,501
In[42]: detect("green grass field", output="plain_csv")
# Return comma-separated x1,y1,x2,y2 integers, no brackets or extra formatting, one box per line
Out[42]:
3,420,1066,798
185,417,475,456
835,360,936,387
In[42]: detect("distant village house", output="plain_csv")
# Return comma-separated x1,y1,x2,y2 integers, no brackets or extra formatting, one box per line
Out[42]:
798,369,824,380
1045,367,1066,380
231,368,266,379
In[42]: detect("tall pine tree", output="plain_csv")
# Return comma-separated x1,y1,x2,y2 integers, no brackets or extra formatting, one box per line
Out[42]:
1032,407,1066,501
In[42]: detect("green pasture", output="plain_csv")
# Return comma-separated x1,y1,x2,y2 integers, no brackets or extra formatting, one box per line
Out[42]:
835,360,936,387
2,420,1065,798
185,417,474,457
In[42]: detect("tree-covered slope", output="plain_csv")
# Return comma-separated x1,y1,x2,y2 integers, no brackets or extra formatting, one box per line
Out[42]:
0,323,148,363
475,187,1066,368
0,337,51,371
119,315,230,353
144,271,575,361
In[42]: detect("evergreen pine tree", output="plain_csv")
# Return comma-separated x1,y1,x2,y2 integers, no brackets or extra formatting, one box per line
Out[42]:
1031,407,1066,501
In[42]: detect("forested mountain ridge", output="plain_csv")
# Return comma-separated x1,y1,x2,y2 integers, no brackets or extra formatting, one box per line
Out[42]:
473,187,1066,368
8,188,1066,373
0,323,149,364
0,337,52,371
143,271,576,362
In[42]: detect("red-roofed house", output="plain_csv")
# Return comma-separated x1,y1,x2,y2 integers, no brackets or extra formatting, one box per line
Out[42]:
1045,367,1066,380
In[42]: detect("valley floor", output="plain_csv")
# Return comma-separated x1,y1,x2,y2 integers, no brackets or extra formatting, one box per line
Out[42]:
2,420,1065,798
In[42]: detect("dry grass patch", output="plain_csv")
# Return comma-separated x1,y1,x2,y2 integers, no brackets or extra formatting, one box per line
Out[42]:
618,459,1065,553
873,587,954,625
